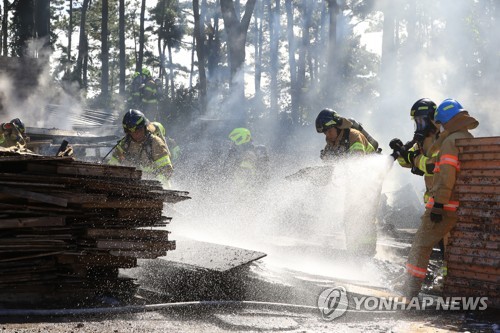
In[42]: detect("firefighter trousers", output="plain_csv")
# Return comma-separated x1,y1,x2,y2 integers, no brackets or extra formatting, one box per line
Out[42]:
405,209,457,294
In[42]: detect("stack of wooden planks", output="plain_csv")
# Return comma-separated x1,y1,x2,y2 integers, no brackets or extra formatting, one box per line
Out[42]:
0,150,190,306
444,136,499,308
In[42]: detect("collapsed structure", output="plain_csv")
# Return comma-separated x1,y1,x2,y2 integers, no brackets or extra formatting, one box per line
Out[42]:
0,149,189,306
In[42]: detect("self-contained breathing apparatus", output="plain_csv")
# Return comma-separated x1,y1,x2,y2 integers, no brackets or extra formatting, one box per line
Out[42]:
348,118,381,153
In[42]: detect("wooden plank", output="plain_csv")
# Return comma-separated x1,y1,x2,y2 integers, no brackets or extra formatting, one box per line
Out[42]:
458,208,500,218
453,222,500,233
447,254,499,267
86,228,170,240
444,276,499,292
456,136,500,147
459,169,500,177
460,145,500,153
447,246,500,259
96,240,176,251
159,237,267,272
457,193,500,202
459,200,499,210
460,160,500,170
459,152,500,161
456,176,499,186
0,186,68,207
448,238,499,250
447,261,500,275
450,231,500,242
81,199,164,209
56,164,142,179
109,250,167,259
56,253,137,268
455,185,500,194
446,267,499,283
0,216,65,229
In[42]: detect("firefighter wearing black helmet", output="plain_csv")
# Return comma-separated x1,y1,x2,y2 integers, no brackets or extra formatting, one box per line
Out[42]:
315,109,375,160
315,108,378,257
108,109,173,187
390,98,439,203
0,118,27,148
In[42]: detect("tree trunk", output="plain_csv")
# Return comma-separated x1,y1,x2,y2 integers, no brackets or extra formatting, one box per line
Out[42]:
34,0,50,51
253,0,263,98
285,0,298,119
74,0,90,88
168,43,175,100
193,0,207,114
119,0,126,95
2,0,7,56
326,0,339,100
137,0,146,72
220,0,257,104
101,0,109,100
68,0,72,63
157,0,166,84
268,0,280,113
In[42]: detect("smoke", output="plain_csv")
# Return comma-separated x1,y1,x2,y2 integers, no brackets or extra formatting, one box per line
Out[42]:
0,38,86,131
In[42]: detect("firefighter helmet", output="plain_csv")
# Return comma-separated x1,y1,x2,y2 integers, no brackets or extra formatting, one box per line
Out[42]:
141,68,151,77
410,98,437,134
229,128,251,145
122,109,149,133
435,98,463,124
315,109,343,133
10,118,25,134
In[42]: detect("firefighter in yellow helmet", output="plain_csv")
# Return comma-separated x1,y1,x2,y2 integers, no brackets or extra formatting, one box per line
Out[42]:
224,127,269,191
0,118,27,149
399,99,479,298
108,109,173,187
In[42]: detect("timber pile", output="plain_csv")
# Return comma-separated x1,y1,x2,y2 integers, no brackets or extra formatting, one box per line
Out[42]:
444,136,500,308
0,150,190,307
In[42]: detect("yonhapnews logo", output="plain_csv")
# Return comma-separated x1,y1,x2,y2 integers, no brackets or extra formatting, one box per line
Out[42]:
317,286,488,321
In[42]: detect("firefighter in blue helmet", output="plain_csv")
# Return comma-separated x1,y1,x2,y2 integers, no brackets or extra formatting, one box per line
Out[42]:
108,109,173,187
400,99,479,298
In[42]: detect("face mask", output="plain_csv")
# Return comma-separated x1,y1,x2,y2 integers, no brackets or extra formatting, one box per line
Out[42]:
440,125,445,133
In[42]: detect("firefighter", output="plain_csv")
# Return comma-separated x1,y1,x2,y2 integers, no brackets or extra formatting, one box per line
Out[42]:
0,118,27,148
108,109,173,187
315,108,378,256
127,71,143,109
390,98,439,203
140,68,160,121
389,99,449,287
401,98,479,298
315,108,376,160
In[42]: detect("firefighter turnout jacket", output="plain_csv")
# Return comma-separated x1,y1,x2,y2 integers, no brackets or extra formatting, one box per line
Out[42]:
108,128,173,185
321,127,375,160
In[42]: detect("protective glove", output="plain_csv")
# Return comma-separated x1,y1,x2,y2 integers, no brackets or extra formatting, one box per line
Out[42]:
389,138,404,151
402,150,420,165
410,166,425,176
430,202,444,223
412,131,425,146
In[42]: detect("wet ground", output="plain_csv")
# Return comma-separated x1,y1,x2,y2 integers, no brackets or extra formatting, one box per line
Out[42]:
1,231,498,332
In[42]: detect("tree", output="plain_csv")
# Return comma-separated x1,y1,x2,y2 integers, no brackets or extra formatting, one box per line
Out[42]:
220,0,257,103
193,0,207,114
101,0,109,100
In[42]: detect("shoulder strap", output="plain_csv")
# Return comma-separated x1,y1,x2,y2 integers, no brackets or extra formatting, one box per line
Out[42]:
342,128,351,151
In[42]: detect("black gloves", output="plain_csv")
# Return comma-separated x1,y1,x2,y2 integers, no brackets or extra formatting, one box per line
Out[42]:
389,138,403,161
389,138,404,151
430,202,444,223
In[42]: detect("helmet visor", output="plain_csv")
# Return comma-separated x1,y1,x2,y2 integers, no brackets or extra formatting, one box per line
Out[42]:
413,116,429,133
123,123,144,133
